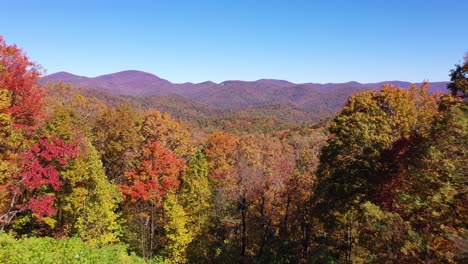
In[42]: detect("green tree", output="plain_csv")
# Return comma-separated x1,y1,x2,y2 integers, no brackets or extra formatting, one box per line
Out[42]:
396,100,467,262
448,52,468,99
0,232,159,264
313,84,438,263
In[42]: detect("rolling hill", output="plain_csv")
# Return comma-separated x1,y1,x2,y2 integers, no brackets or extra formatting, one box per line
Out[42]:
42,70,449,124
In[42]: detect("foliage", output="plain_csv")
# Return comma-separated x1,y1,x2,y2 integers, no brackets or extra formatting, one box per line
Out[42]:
313,84,440,262
395,100,468,262
0,36,47,228
1,36,466,263
180,150,212,234
179,150,213,261
205,131,239,180
141,111,193,158
45,82,106,137
92,104,143,182
448,51,468,98
0,36,44,130
163,193,192,264
120,141,184,203
13,137,77,230
0,232,162,264
119,140,184,259
59,142,122,245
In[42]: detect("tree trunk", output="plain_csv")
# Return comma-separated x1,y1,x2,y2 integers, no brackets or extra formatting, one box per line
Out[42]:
240,195,247,264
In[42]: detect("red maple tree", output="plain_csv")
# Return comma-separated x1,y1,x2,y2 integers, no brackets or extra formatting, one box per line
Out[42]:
119,141,184,203
17,137,77,218
0,36,45,130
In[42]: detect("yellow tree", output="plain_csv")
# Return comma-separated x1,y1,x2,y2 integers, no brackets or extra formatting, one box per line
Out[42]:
45,82,106,138
59,142,122,246
179,150,213,261
92,104,143,182
163,192,192,264
0,89,16,212
141,111,193,158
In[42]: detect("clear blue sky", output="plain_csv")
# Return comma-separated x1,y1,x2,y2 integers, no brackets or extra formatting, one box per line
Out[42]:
2,0,467,83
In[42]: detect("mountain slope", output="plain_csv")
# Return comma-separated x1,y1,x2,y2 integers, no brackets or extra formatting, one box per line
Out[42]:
41,70,449,115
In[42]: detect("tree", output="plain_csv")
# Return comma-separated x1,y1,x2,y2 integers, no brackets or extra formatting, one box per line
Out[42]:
179,150,213,261
44,82,106,138
92,104,143,182
119,140,184,259
180,150,211,234
313,84,438,262
141,111,193,158
25,94,122,244
0,36,46,225
249,134,295,263
280,130,326,262
58,142,122,245
0,36,44,130
395,100,468,262
9,137,78,232
163,192,192,264
0,89,17,213
120,141,183,203
229,135,261,264
448,52,468,99
205,131,239,180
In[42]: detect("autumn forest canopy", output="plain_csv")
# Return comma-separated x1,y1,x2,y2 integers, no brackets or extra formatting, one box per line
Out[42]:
0,36,466,263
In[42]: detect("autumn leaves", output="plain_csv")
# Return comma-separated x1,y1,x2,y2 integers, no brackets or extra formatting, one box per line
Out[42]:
1,35,466,263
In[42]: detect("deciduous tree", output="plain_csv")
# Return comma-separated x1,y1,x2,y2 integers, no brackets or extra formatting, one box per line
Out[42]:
141,111,193,158
179,150,213,261
0,36,44,131
11,137,77,232
58,142,121,245
119,140,184,259
163,192,192,263
0,36,46,225
92,104,143,182
313,84,438,262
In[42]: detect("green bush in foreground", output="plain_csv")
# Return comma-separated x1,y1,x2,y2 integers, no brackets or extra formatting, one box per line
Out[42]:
0,232,163,264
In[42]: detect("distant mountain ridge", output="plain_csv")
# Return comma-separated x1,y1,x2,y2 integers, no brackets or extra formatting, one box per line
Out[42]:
42,70,449,112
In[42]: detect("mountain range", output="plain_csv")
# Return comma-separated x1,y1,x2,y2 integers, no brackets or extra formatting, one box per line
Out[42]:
41,70,449,124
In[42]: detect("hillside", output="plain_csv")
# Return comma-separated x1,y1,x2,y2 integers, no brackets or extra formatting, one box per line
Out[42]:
42,70,448,105
3,32,466,264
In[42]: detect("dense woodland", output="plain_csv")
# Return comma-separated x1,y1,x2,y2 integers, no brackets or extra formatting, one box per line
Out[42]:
0,36,466,263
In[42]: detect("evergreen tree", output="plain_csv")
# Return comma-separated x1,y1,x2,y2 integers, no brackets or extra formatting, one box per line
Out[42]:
448,52,468,99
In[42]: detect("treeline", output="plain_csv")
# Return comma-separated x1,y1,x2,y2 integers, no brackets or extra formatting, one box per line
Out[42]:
0,36,467,263
45,80,336,132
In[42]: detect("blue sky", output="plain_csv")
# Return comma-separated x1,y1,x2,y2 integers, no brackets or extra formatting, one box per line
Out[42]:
2,0,467,83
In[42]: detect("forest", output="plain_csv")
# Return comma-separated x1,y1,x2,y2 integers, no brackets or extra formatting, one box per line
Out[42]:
0,36,466,263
